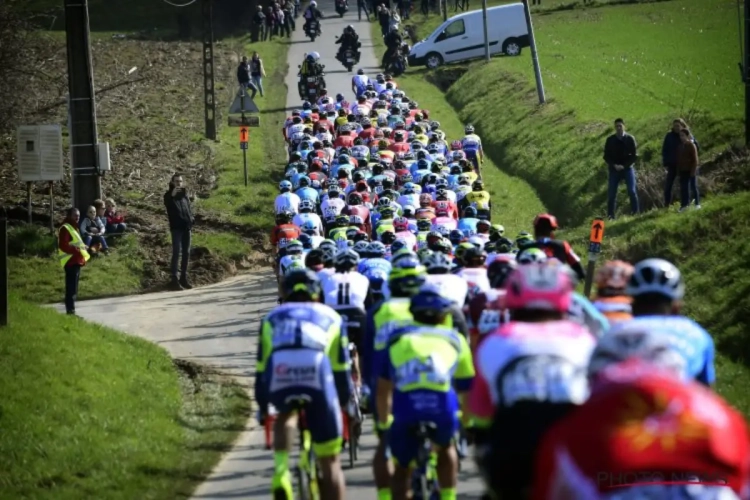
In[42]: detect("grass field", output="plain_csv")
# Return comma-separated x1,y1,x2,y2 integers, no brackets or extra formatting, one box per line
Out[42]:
0,296,250,499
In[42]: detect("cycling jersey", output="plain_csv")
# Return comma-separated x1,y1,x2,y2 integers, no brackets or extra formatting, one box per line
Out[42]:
431,216,458,231
569,292,610,338
292,212,324,235
455,267,490,300
467,288,509,349
279,254,304,274
593,295,633,323
378,324,474,466
432,199,458,219
457,217,479,236
270,223,301,251
519,238,586,281
590,315,716,386
533,364,749,500
295,186,319,204
329,227,349,249
320,197,346,224
274,192,301,214
461,134,482,155
464,191,491,212
394,231,417,251
322,271,370,312
254,302,353,457
424,273,468,307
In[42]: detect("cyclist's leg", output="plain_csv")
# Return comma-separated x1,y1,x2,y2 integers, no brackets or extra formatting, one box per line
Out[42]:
266,354,301,499
432,414,461,500
372,401,394,500
388,418,419,500
308,357,346,500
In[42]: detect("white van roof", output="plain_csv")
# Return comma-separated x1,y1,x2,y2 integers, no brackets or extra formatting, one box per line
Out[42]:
444,2,523,21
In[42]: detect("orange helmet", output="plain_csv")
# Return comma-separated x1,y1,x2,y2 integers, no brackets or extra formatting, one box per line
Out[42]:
595,260,635,295
533,213,559,231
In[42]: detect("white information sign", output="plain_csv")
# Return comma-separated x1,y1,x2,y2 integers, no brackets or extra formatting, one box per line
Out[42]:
16,125,64,182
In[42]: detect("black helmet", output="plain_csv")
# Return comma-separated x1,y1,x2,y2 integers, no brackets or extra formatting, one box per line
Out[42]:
282,269,322,301
488,257,518,289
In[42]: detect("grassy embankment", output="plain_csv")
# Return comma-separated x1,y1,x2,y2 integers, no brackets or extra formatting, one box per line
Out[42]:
0,296,251,499
374,0,750,415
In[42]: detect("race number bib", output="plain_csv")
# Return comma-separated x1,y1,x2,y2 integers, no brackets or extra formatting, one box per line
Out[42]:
499,355,588,407
477,309,503,336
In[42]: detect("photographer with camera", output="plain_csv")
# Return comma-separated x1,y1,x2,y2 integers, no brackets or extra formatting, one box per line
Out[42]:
164,173,195,291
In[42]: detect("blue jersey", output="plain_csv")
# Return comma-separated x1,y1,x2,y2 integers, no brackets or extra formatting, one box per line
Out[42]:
296,186,319,204
606,315,716,385
569,292,610,338
457,218,479,236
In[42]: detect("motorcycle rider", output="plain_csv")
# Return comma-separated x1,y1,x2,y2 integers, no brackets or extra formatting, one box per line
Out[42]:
298,53,326,100
303,0,323,34
382,28,404,71
337,25,361,66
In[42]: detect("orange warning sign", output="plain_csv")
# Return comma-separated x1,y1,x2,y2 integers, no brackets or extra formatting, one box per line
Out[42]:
589,218,605,244
239,126,249,143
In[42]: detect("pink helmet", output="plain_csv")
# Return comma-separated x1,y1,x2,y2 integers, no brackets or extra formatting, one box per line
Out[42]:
505,263,573,312
394,216,409,232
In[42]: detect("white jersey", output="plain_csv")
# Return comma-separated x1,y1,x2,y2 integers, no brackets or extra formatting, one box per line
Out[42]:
320,197,346,223
293,212,324,234
425,273,469,306
486,252,515,266
474,321,595,408
286,123,305,139
317,267,336,284
274,192,301,214
352,74,369,90
397,193,420,208
309,235,325,248
316,131,333,143
322,271,370,311
279,254,304,275
455,267,491,298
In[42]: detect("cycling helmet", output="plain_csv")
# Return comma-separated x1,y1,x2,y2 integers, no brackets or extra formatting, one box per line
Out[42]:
275,210,293,224
515,231,534,248
505,263,573,312
286,239,304,254
435,188,449,200
409,284,454,321
377,197,392,209
335,214,350,226
368,241,387,257
626,258,685,300
380,230,397,245
533,213,559,231
389,256,426,296
282,268,321,300
487,256,517,289
402,205,416,218
301,220,317,234
299,199,315,213
391,238,410,254
449,229,464,245
394,217,409,232
463,246,486,265
472,179,484,191
595,260,635,297
334,248,360,268
423,251,452,273
348,192,363,205
495,236,514,254
464,124,475,134
463,206,478,218
417,219,431,232
517,248,547,265
279,180,292,192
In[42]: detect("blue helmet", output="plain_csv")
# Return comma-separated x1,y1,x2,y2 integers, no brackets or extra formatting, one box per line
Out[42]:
410,284,454,319
298,233,313,249
368,241,387,257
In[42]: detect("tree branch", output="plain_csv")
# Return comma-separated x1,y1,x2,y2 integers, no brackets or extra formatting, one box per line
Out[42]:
31,76,148,114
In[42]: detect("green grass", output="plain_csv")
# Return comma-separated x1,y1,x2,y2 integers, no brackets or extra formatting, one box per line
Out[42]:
8,226,145,304
198,37,290,239
192,232,250,261
0,296,250,499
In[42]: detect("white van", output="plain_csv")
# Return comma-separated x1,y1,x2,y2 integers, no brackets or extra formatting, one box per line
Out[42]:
408,3,529,69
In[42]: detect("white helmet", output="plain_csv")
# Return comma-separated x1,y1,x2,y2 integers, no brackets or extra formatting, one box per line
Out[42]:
422,252,452,273
310,1,317,5
626,258,684,300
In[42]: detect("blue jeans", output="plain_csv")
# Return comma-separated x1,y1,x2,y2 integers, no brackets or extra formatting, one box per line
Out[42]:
679,172,700,208
106,222,127,233
607,166,639,219
83,234,108,250
251,75,264,96
170,228,191,280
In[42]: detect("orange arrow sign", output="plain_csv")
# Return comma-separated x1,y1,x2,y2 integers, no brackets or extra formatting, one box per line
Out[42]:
239,126,249,143
589,218,605,244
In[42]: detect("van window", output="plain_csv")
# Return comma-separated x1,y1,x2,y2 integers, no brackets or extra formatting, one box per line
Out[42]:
436,19,465,42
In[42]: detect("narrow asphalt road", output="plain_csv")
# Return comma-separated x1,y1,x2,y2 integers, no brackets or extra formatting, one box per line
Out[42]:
55,1,485,497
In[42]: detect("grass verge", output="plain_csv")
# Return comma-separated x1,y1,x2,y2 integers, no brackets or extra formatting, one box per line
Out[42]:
0,296,250,499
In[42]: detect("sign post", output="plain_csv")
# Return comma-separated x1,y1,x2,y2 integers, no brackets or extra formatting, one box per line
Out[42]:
583,218,605,298
0,218,7,327
240,126,249,187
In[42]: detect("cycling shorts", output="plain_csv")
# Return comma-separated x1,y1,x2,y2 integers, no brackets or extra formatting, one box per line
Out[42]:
335,307,366,353
477,401,576,497
390,410,459,467
263,348,344,457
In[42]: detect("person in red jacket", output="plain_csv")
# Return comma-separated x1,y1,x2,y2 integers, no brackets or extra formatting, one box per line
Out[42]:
334,125,356,149
104,197,126,233
58,207,91,315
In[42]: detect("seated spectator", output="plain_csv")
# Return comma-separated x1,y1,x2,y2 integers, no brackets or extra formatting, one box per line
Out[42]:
79,205,109,255
104,198,127,233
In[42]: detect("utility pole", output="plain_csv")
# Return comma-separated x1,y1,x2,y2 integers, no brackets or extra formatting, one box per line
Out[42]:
482,0,490,63
745,0,750,145
65,0,101,210
522,0,546,104
202,0,217,141
442,0,447,21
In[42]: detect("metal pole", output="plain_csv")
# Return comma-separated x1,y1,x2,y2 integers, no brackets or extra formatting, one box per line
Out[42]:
482,0,490,63
26,182,32,224
243,149,248,187
522,0,546,104
583,257,597,299
202,0,218,140
0,218,8,327
745,0,750,145
50,182,55,234
65,0,101,211
442,0,447,21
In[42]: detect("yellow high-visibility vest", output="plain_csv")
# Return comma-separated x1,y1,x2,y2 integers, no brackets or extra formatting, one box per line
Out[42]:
58,223,90,267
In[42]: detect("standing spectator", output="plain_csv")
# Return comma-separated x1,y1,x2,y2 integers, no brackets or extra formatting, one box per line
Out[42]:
603,118,639,220
252,5,266,42
80,205,109,254
421,0,429,15
104,197,126,233
58,207,90,315
676,128,701,212
272,4,285,37
237,56,258,99
358,0,371,21
388,9,401,32
378,5,391,36
265,6,276,40
278,3,291,37
250,51,266,97
164,173,194,290
662,118,699,207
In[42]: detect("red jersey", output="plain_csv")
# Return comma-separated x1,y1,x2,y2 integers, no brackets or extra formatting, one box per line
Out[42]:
315,119,335,134
532,363,750,500
389,142,410,154
415,207,436,220
431,199,458,219
270,223,301,250
345,205,372,234
308,171,327,184
359,128,377,142
334,135,355,149
467,288,508,352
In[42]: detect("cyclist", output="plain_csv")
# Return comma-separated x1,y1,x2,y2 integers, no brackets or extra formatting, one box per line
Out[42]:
275,180,301,214
461,179,491,220
533,360,749,500
375,285,475,500
300,220,325,248
422,251,468,308
322,248,370,384
517,213,586,281
278,239,305,276
466,256,516,352
457,206,480,237
293,199,324,235
592,259,634,323
254,269,353,500
460,124,484,170
321,186,347,232
317,243,337,281
329,214,351,249
588,258,716,386
468,263,596,499
454,246,490,301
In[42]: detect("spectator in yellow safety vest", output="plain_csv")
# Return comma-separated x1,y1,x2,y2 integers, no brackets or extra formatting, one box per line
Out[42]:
58,207,91,315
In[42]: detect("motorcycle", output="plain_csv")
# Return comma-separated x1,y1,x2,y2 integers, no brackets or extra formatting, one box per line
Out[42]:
384,42,410,76
342,48,356,72
299,73,323,100
335,0,348,17
305,20,319,41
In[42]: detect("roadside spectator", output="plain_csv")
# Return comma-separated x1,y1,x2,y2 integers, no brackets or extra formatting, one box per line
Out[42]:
389,9,401,32
358,0,371,21
662,118,700,207
603,118,639,220
282,1,294,35
104,197,127,233
236,56,258,99
252,5,266,42
58,207,90,315
273,4,285,37
378,5,391,37
265,6,276,40
250,51,266,97
164,173,194,290
80,204,109,255
676,127,701,212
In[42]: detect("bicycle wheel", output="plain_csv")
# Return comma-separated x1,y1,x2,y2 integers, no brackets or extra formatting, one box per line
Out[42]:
348,415,356,468
296,466,311,500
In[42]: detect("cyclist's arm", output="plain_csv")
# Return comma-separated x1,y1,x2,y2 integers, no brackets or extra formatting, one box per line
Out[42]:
453,334,475,393
253,320,273,412
448,302,469,338
699,337,716,387
375,356,394,430
360,305,379,387
329,321,354,407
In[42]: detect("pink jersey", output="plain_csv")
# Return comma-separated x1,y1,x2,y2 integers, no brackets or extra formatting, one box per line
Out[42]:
394,231,417,251
431,216,457,231
468,320,595,425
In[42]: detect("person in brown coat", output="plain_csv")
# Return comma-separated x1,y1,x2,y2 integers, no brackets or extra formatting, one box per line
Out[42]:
676,128,701,212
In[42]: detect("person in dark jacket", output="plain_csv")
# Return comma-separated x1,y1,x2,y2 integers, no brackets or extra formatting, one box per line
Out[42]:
603,118,639,219
252,5,266,42
164,173,194,290
58,207,90,315
237,56,258,99
662,118,700,207
676,127,701,212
